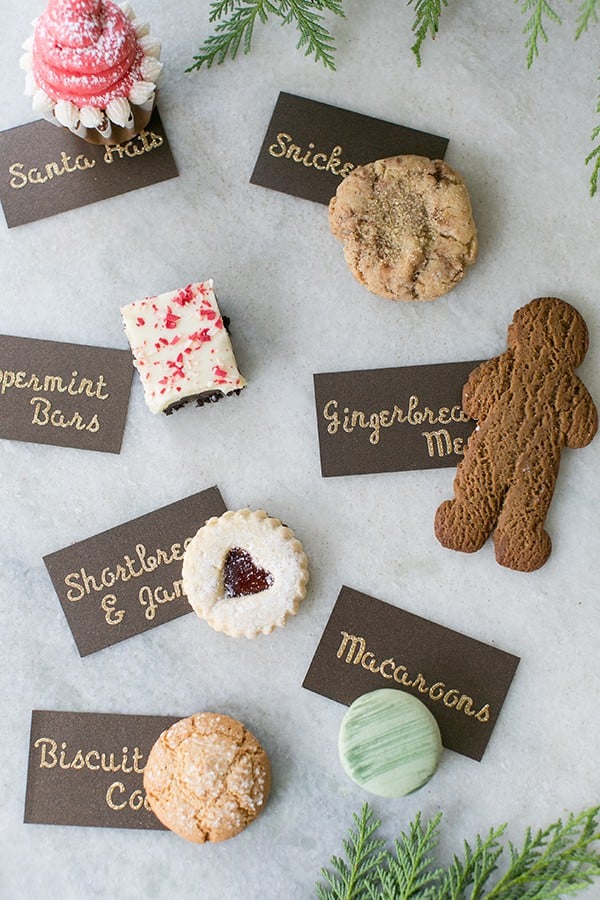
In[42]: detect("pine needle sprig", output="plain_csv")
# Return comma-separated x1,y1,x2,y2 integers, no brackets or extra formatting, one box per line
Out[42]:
575,0,600,38
585,88,600,197
316,803,387,900
437,825,506,900
375,812,443,900
187,0,344,71
279,0,345,70
517,0,563,68
409,0,449,67
316,804,600,899
484,806,600,898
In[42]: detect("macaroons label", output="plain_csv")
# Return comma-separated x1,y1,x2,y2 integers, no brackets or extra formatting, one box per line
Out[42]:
0,107,178,228
313,360,481,477
43,486,226,656
250,92,449,205
303,586,520,761
0,334,133,454
24,710,178,830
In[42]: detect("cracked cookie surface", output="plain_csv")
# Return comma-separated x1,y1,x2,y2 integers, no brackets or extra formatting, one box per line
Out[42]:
328,155,478,302
144,712,271,843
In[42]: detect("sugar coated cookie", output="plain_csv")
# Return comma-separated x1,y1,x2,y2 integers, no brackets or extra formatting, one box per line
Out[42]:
435,297,597,571
182,509,309,638
338,689,442,797
329,155,478,302
144,712,271,843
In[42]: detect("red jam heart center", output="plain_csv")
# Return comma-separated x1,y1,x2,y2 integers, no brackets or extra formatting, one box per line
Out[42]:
223,547,274,598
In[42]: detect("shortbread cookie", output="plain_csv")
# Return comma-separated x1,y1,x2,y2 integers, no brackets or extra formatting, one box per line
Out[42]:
435,297,598,571
329,155,478,302
338,689,442,797
121,280,246,414
144,713,271,843
182,509,309,638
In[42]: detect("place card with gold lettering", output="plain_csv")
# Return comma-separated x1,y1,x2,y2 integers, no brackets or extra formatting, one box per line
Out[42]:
43,486,226,656
314,360,482,477
302,586,520,761
250,92,449,204
0,334,133,453
24,710,178,830
0,108,178,228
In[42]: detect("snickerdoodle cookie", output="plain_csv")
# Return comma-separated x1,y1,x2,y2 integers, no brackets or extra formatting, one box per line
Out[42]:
144,713,271,843
328,155,478,302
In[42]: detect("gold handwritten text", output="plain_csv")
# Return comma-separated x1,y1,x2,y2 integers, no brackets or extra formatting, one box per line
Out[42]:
9,152,96,189
268,133,355,177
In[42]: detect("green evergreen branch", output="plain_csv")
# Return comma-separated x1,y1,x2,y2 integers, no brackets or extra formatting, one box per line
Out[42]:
187,0,343,71
575,0,600,38
316,804,387,900
517,0,563,68
409,0,449,67
280,0,344,70
317,804,600,899
586,69,600,196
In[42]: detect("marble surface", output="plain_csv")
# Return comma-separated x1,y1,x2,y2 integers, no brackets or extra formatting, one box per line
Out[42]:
1,1,600,897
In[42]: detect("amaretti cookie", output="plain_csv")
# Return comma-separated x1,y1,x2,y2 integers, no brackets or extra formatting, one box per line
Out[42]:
144,713,271,844
329,155,478,302
338,689,442,797
121,280,246,415
21,0,162,146
182,509,309,638
435,297,597,571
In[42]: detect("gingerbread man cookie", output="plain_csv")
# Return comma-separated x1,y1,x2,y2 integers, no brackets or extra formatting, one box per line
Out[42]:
435,298,597,572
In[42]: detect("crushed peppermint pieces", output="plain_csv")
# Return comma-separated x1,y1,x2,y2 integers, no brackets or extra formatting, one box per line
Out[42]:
121,279,247,414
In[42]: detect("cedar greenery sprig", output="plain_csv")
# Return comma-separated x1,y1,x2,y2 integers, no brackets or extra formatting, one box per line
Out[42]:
316,803,600,899
189,1,600,194
186,0,344,71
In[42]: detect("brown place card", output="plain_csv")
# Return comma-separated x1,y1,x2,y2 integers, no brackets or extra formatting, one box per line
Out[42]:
250,92,449,205
24,710,178,830
314,360,481,477
43,486,226,656
0,334,133,454
0,107,178,227
303,586,520,761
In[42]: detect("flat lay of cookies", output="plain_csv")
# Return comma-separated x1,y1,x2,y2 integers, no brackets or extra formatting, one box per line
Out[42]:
1,1,599,898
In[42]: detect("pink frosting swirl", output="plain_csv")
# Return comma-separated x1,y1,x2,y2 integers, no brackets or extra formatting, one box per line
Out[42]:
32,0,144,108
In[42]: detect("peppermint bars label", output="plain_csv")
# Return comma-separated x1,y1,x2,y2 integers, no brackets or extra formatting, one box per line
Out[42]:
0,334,133,453
24,710,177,830
250,92,449,204
303,587,520,761
0,108,178,228
44,487,226,656
313,360,481,477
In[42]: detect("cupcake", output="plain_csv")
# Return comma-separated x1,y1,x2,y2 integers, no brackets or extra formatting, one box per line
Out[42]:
21,0,163,145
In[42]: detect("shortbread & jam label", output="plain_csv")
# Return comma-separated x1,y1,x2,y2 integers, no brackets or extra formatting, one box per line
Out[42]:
314,360,481,477
24,710,177,830
0,334,132,453
250,92,449,204
0,108,178,227
303,586,520,761
44,487,226,656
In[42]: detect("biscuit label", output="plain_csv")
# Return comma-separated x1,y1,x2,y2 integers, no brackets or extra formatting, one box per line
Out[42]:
24,710,178,829
250,92,449,204
314,360,481,477
303,587,520,761
0,108,178,228
44,487,227,656
0,334,133,453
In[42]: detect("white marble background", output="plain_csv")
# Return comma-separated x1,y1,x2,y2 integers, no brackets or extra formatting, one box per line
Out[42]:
1,1,599,898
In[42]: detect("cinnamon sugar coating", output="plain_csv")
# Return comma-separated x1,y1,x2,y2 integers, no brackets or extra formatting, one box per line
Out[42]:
435,297,598,571
328,155,478,302
144,713,271,844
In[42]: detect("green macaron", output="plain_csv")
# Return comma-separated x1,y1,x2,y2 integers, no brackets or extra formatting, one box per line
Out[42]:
338,689,442,797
